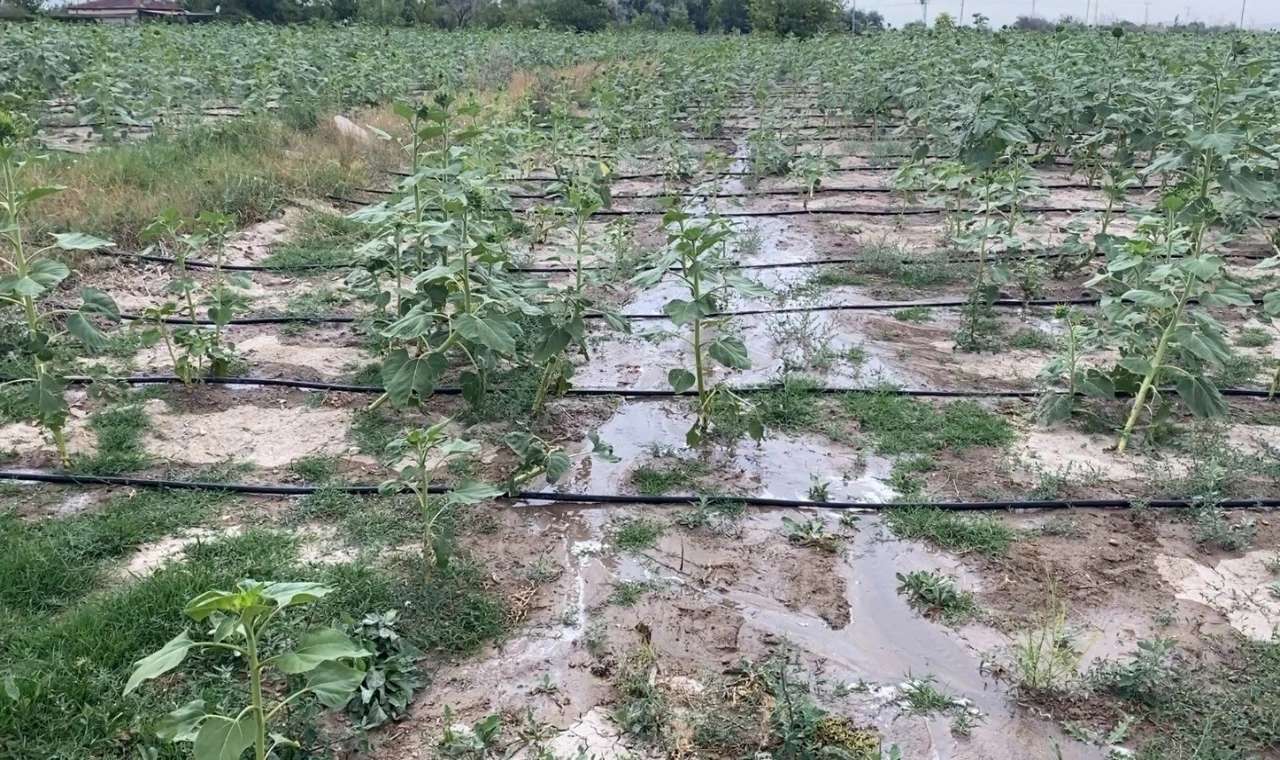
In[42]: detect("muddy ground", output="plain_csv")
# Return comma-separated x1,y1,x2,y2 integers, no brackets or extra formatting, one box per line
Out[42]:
6,110,1280,760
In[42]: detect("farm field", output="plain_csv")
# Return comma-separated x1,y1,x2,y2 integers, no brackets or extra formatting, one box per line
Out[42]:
3,22,1280,760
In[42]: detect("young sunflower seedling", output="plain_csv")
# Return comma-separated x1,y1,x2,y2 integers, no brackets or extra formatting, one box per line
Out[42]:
124,581,370,760
380,419,503,576
632,209,770,446
0,145,121,463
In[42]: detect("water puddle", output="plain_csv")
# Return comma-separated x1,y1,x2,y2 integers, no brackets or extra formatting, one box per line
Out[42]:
555,401,895,503
728,518,1105,760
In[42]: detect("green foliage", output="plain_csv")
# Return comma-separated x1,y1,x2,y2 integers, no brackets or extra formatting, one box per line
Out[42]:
748,0,842,37
342,610,427,730
838,392,1013,455
782,516,840,552
895,570,980,624
886,508,1015,555
634,210,768,446
0,489,223,615
125,580,371,760
379,419,502,576
611,518,665,551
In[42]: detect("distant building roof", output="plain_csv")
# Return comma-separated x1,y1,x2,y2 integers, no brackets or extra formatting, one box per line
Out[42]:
64,0,183,11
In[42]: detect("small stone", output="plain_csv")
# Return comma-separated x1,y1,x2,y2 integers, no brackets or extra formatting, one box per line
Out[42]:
1109,538,1120,546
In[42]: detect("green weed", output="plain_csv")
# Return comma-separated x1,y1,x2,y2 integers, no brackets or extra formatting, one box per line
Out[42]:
896,570,980,624
611,518,665,551
70,402,151,475
838,392,1013,455
886,508,1015,555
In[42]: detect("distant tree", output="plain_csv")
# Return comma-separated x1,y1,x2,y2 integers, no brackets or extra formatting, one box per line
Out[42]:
538,0,609,30
843,7,884,32
748,0,840,37
711,0,750,31
437,0,477,26
1013,14,1053,30
971,12,990,30
932,11,954,29
901,19,924,30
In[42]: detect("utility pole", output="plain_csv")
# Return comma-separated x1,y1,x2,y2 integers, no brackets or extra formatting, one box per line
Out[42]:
920,0,928,25
1084,0,1091,26
1239,0,1246,28
1031,0,1036,17
959,0,965,25
1143,1,1150,27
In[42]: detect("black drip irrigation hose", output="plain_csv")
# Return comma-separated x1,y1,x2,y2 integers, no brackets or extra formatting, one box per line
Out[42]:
44,374,1279,400
120,295,1268,326
88,244,1277,277
361,182,1150,200
3,470,1279,511
331,194,1137,218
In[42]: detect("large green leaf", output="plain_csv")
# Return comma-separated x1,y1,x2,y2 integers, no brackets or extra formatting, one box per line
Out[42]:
384,352,443,407
1117,356,1154,377
275,629,370,674
184,588,248,621
453,313,519,355
305,660,367,709
124,632,194,695
0,259,70,298
51,232,114,251
708,336,751,370
724,272,773,299
155,699,209,742
260,582,332,608
544,451,572,483
28,372,67,428
193,714,257,760
80,287,121,320
663,296,715,327
444,477,503,506
1175,375,1227,419
532,327,572,363
67,313,109,351
1121,289,1174,309
668,368,695,394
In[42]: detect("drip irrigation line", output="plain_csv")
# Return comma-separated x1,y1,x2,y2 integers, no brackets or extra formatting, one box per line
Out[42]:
360,182,1150,201
42,374,1278,400
93,249,333,272
88,247,1278,280
120,294,1269,326
3,470,1278,511
332,193,1135,218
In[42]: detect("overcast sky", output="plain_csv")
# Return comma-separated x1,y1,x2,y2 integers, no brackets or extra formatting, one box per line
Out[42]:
862,0,1278,29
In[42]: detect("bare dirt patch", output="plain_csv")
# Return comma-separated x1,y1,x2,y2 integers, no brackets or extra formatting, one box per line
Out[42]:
142,399,352,468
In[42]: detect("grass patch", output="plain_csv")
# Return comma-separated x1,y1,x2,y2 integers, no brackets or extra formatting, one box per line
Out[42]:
674,498,746,532
69,402,151,475
349,407,402,457
892,306,933,323
0,488,225,615
21,117,382,248
886,507,1015,555
817,246,965,290
1237,327,1274,348
288,455,339,484
1008,328,1059,351
838,392,1013,455
611,518,665,551
609,579,662,607
1090,637,1280,758
755,377,822,431
632,455,713,496
896,570,980,624
259,210,368,271
0,525,506,758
